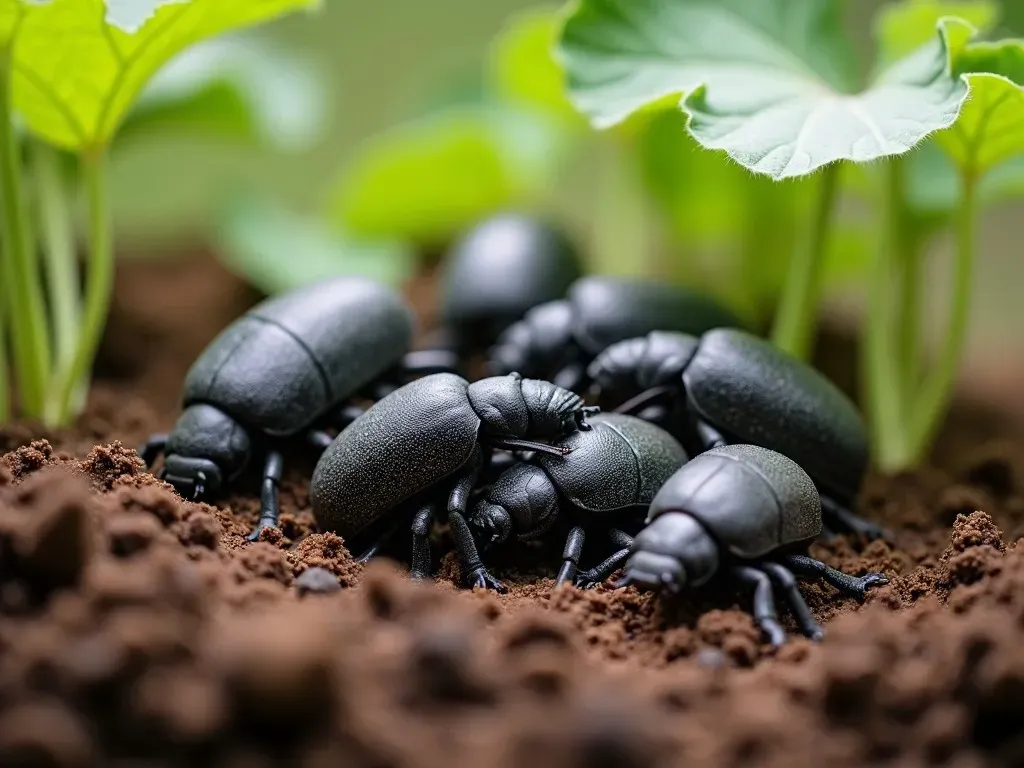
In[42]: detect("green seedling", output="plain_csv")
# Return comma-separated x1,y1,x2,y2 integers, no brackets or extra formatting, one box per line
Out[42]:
866,0,1024,470
0,0,319,426
559,0,971,361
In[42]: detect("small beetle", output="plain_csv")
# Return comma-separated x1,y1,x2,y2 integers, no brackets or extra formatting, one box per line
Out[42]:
622,445,888,645
438,213,583,356
139,277,450,541
310,372,597,589
487,276,742,390
588,328,879,538
466,413,689,592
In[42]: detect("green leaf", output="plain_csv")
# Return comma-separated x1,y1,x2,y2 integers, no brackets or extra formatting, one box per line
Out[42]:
874,0,1000,66
12,0,320,151
488,5,581,123
119,35,325,150
327,106,568,244
0,0,26,49
937,39,1024,175
215,193,415,295
559,0,971,180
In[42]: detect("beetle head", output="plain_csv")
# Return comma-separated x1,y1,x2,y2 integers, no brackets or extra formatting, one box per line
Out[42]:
468,501,513,552
162,404,251,501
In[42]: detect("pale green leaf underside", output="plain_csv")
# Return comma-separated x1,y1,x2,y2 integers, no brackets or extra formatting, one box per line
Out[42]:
937,39,1024,173
327,106,567,244
874,0,999,66
216,193,415,295
12,0,320,151
560,0,971,179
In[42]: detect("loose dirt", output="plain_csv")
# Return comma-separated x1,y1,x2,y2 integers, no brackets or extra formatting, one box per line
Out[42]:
1,253,1023,767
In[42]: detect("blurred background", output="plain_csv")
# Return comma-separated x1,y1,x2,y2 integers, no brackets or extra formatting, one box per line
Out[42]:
105,0,1024,402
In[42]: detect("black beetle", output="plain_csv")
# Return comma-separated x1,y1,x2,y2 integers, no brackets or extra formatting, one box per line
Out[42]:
487,276,742,390
587,328,879,538
466,412,689,591
622,444,888,645
139,276,452,541
310,372,598,589
437,213,583,356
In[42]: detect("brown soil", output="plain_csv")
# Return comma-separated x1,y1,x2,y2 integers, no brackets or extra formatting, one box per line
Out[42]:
2,252,1024,767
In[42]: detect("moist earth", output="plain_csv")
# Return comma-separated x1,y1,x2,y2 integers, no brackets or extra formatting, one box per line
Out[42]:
1,254,1023,767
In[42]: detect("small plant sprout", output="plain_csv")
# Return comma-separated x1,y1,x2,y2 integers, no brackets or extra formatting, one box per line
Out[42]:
867,0,1024,470
0,0,320,426
558,0,1024,470
558,0,971,360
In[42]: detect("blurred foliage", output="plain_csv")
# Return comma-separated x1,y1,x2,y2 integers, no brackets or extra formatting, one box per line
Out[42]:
217,192,414,293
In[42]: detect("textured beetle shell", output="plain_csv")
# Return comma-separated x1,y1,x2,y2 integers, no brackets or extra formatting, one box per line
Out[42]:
569,277,741,358
310,374,480,539
537,414,688,514
648,445,821,559
684,328,869,504
183,277,413,436
440,214,581,348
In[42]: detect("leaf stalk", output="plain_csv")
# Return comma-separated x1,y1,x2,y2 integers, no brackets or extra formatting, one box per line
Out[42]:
771,162,840,359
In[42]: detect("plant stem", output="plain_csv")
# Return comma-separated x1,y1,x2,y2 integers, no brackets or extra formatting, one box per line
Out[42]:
0,305,9,423
867,158,913,471
56,150,113,424
892,191,921,411
31,142,83,423
0,51,50,418
909,171,978,461
771,163,840,359
592,136,652,277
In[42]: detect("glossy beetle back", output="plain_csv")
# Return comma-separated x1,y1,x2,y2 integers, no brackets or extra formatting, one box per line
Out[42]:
684,329,869,504
183,277,414,436
440,214,582,352
648,445,821,558
537,414,688,513
311,374,479,539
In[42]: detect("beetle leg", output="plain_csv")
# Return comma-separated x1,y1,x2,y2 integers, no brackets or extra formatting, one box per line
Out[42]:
695,419,728,450
778,554,889,599
409,503,435,580
757,562,824,641
573,529,634,588
247,450,285,542
555,526,586,587
355,517,403,563
137,434,168,467
730,565,788,647
306,429,334,452
448,447,506,593
819,495,887,541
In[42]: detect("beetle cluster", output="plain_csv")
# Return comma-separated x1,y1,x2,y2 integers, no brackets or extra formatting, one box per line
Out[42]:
142,214,886,644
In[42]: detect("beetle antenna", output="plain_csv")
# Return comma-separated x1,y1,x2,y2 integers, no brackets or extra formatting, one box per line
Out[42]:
489,437,572,457
612,386,675,415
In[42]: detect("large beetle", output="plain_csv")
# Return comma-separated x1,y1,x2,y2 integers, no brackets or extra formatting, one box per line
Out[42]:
487,276,742,390
466,413,688,591
587,329,878,538
310,372,596,589
139,277,447,541
622,445,888,645
437,214,583,356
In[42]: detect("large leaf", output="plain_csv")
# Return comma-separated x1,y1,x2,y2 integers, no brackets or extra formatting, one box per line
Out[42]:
937,39,1024,175
559,0,972,180
215,193,415,295
120,35,325,150
12,0,320,151
327,106,568,244
874,0,999,66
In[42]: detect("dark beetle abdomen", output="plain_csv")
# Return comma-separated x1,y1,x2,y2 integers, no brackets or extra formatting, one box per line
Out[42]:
648,445,821,559
538,414,688,513
311,374,479,539
684,329,868,504
183,277,413,436
569,277,741,358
